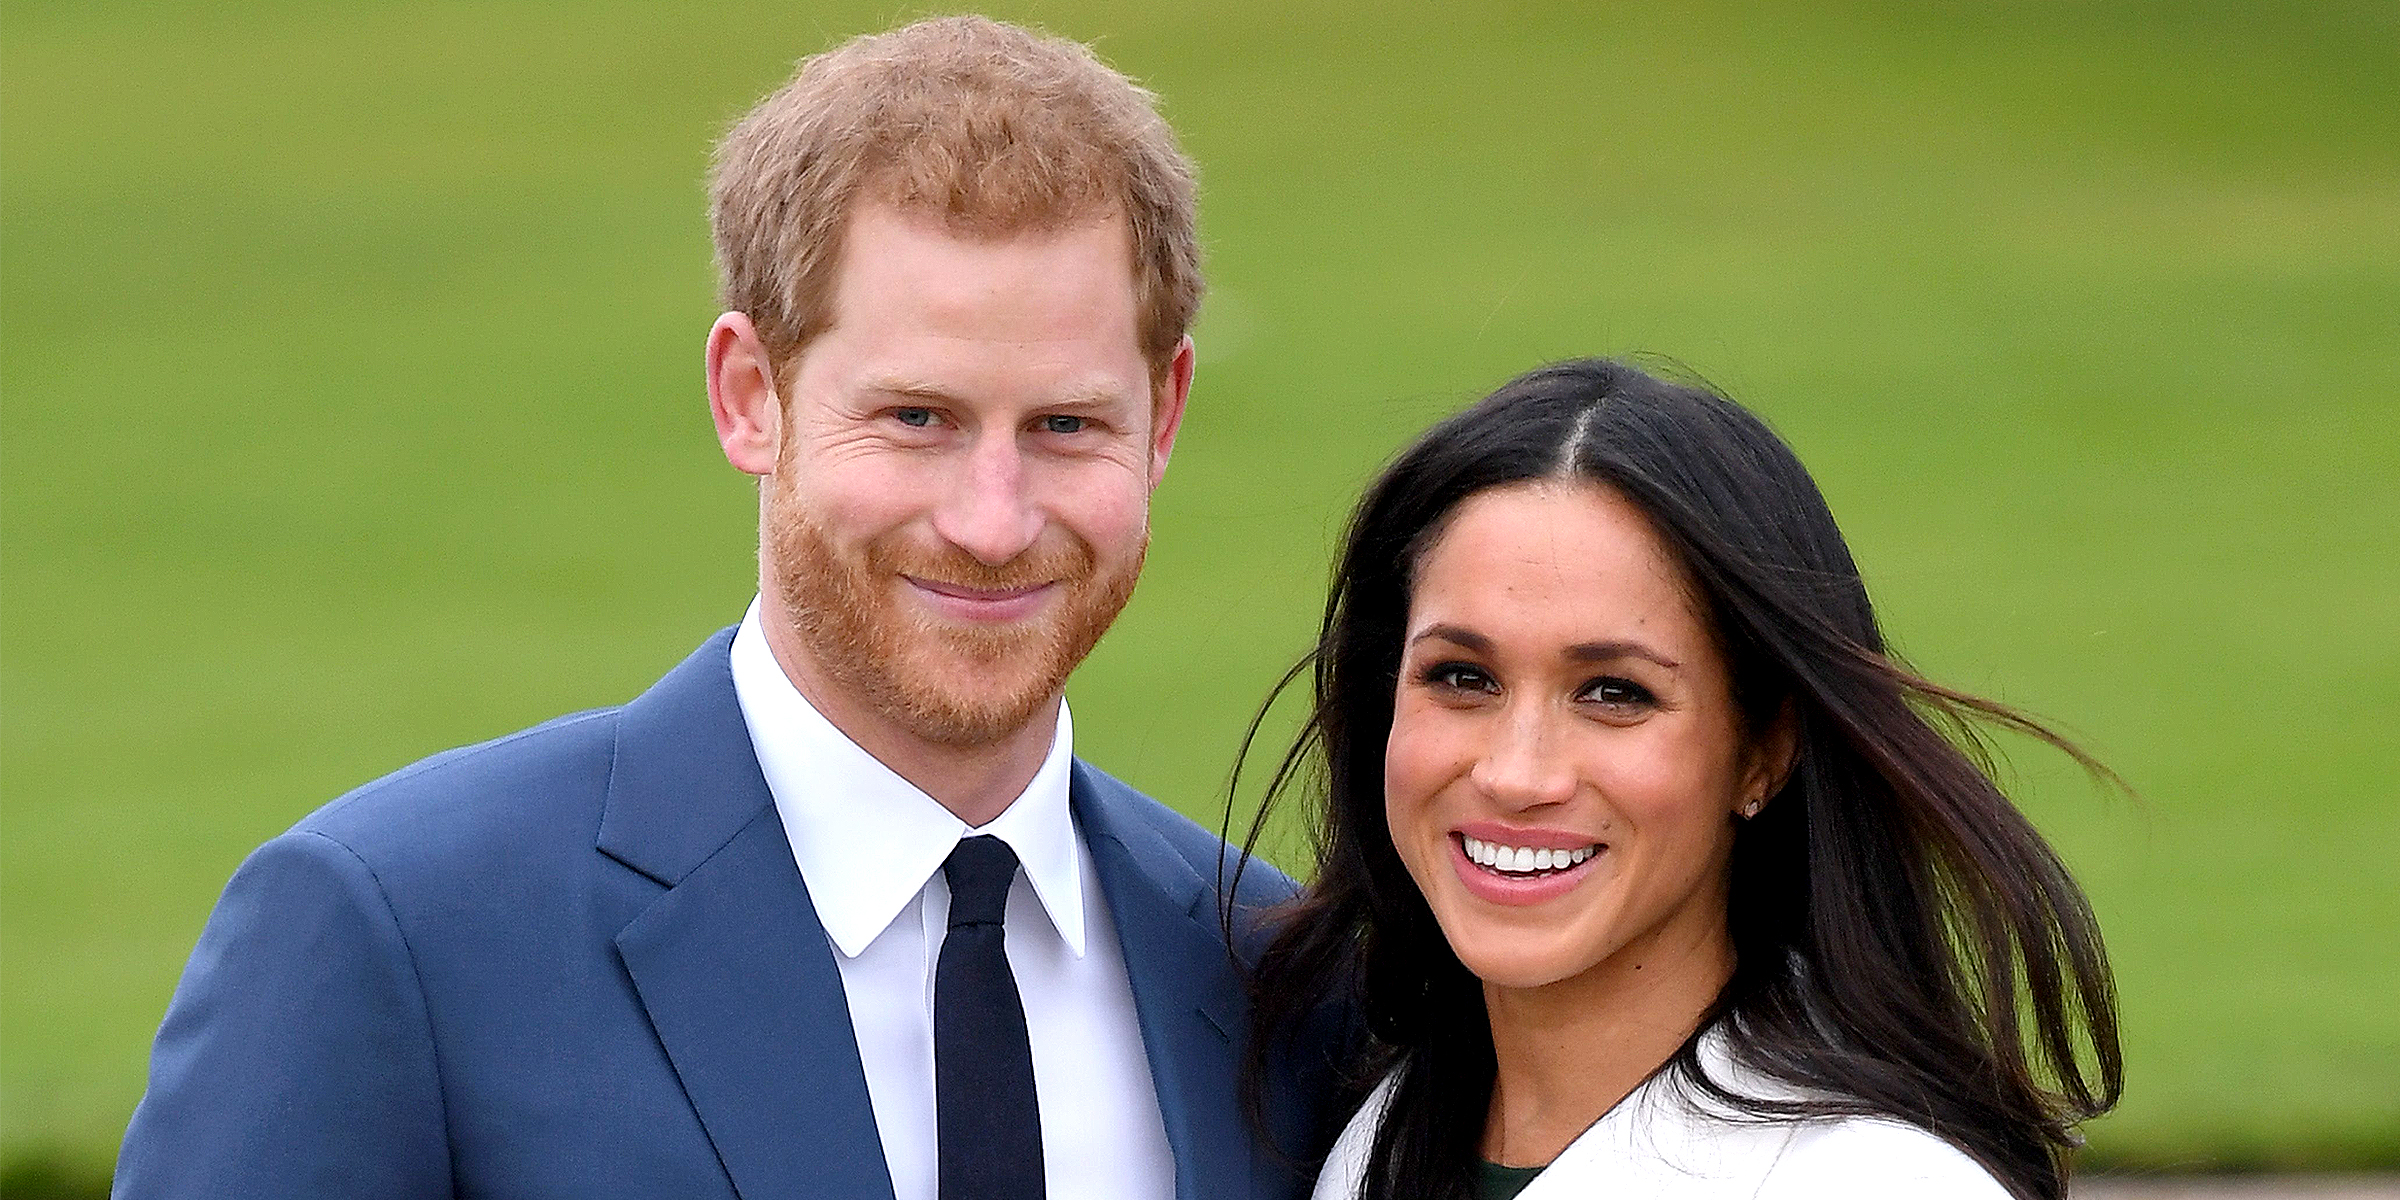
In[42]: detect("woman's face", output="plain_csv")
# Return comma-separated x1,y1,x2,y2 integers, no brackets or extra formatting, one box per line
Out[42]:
1384,481,1782,994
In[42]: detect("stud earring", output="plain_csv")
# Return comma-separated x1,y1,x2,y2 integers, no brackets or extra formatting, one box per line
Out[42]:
1739,799,1762,819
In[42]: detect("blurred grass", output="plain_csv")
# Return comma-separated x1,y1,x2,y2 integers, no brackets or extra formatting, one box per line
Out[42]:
4,0,2396,1184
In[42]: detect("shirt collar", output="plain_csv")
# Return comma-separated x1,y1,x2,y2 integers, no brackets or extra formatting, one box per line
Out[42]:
728,599,1087,958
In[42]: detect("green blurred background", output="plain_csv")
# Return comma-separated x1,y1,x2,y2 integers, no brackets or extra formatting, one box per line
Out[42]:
5,0,2396,1190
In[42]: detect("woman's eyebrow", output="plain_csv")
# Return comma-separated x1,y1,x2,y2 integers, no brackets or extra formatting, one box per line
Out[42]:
1409,624,1491,654
1565,640,1682,670
1409,625,1681,672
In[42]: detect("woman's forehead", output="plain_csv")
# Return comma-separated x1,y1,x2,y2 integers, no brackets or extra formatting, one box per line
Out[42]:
1406,482,1712,650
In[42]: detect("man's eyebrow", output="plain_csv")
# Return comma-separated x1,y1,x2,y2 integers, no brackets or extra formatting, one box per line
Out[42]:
857,378,1135,408
1041,388,1136,409
859,378,960,404
1566,640,1682,670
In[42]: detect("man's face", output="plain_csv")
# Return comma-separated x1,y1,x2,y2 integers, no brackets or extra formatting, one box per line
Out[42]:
759,203,1178,747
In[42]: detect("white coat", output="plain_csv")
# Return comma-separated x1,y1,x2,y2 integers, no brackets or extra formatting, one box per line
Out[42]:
1311,1028,2013,1200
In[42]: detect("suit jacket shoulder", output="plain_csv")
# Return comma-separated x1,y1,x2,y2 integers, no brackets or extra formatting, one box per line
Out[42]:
119,629,860,1200
291,705,623,887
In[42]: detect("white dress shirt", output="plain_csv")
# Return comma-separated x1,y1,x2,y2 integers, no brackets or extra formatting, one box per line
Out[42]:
729,601,1176,1200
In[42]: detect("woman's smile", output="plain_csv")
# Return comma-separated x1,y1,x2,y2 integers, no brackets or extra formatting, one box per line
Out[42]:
1451,824,1606,905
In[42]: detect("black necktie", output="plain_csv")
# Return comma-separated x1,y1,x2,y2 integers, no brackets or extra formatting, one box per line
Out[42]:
936,836,1045,1200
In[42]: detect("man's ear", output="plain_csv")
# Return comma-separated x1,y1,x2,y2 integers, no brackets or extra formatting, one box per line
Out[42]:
1743,700,1801,815
707,312,780,477
1146,335,1195,491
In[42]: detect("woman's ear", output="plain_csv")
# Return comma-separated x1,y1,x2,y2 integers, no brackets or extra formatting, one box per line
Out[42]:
1740,699,1800,817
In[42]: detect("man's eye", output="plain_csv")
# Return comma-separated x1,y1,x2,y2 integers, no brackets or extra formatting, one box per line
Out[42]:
1040,414,1086,434
893,407,935,428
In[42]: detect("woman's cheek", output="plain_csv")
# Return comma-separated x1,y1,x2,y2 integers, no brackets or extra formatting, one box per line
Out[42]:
1382,742,1431,859
1384,709,1463,860
1590,723,1707,821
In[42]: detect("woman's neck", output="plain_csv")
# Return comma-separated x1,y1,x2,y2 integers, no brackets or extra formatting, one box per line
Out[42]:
1478,914,1735,1168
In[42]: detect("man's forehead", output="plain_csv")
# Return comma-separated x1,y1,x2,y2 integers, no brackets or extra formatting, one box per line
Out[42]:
811,206,1146,358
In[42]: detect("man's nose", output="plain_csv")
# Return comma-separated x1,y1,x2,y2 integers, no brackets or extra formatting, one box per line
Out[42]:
931,433,1045,566
1468,705,1577,810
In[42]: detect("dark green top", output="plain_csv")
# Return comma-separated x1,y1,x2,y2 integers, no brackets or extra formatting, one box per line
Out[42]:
1474,1160,1548,1200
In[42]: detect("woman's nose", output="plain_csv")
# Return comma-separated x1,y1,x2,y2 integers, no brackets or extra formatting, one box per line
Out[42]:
1468,706,1577,810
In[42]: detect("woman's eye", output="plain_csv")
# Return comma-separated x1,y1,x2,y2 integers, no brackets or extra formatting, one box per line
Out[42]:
1420,662,1495,693
1582,677,1655,709
1040,414,1086,434
893,407,936,428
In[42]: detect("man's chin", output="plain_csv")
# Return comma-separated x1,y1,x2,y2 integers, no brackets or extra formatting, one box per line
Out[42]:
872,642,1068,745
884,680,1059,748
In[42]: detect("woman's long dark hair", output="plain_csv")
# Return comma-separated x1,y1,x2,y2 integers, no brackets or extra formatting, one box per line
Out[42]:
1235,359,2121,1200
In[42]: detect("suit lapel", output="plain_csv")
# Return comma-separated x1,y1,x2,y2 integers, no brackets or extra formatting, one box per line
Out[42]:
1073,762,1253,1200
600,631,895,1200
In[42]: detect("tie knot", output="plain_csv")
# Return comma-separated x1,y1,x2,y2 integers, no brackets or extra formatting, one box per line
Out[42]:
943,836,1019,928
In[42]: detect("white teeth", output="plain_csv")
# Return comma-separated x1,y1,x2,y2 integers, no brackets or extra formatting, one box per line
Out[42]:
1460,836,1601,875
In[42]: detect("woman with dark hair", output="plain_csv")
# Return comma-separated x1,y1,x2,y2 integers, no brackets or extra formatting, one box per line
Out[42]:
1239,359,2121,1200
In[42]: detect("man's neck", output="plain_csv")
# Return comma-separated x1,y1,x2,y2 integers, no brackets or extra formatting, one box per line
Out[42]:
756,614,1057,828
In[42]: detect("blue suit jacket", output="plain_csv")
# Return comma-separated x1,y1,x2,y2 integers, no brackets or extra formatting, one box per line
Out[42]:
117,630,1337,1198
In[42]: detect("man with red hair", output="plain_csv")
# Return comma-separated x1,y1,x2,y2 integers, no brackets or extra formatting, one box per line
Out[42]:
118,18,1336,1200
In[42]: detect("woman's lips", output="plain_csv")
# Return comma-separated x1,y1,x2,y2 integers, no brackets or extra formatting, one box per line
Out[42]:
1448,828,1605,907
903,575,1057,622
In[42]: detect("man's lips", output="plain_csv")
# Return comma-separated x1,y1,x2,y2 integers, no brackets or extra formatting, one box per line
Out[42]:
901,575,1057,622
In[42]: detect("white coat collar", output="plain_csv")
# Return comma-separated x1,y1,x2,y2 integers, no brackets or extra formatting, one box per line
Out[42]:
1312,1026,1801,1200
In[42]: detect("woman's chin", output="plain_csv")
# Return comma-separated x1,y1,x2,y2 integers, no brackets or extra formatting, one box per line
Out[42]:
1442,934,1592,993
1424,880,1627,994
